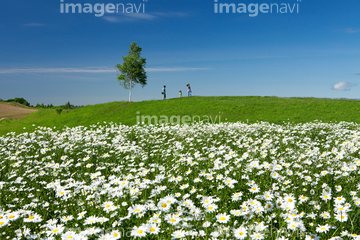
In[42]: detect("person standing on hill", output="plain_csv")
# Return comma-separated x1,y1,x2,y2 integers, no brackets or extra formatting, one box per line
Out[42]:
179,90,182,98
162,85,166,100
187,84,192,97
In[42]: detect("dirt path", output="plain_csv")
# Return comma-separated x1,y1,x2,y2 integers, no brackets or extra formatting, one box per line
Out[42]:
0,103,38,119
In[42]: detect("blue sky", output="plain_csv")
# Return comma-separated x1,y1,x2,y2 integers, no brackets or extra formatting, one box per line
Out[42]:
0,0,359,106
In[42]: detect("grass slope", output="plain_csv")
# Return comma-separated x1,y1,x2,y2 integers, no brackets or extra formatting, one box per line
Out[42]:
1,96,360,136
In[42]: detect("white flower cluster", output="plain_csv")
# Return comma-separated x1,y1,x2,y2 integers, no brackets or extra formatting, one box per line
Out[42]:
1,121,360,239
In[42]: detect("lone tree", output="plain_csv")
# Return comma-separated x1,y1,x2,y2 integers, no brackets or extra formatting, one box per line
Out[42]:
116,42,147,102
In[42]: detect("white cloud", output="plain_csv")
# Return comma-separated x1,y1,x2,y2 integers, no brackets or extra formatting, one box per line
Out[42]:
0,67,209,74
152,12,189,18
102,11,188,23
332,81,356,91
0,68,114,74
147,67,209,72
103,13,157,22
344,28,359,33
336,28,359,34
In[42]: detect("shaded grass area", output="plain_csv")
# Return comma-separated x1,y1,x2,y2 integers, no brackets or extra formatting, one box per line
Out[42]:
1,96,360,136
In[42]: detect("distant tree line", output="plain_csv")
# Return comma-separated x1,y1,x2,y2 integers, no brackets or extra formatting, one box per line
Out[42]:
0,97,31,107
0,98,83,109
35,103,54,108
36,101,84,109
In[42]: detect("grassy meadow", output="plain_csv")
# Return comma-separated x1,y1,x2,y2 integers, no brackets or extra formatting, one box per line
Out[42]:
2,121,360,239
1,96,360,239
1,96,360,136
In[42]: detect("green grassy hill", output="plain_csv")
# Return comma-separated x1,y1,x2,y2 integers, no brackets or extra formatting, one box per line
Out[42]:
1,96,360,136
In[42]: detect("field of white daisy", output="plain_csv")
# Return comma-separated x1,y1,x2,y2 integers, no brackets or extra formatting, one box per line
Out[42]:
1,121,360,239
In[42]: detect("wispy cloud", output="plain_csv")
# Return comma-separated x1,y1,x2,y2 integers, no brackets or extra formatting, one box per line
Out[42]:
336,28,359,34
102,11,188,23
147,67,209,72
356,73,360,76
332,81,356,91
103,13,156,22
0,68,114,74
152,12,189,18
0,67,209,74
22,22,46,27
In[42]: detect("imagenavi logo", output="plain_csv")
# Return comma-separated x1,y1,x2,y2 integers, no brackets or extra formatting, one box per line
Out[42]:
60,0,147,17
214,0,301,17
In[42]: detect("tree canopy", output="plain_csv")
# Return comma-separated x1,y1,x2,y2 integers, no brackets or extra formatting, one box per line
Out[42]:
116,42,147,102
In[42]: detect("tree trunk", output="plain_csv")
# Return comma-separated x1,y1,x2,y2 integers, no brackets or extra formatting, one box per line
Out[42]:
129,78,132,102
